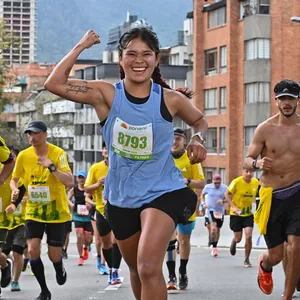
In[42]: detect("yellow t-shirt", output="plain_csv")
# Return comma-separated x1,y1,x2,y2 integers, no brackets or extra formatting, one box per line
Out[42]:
228,176,259,217
0,169,25,230
0,136,11,164
12,143,72,223
174,151,205,222
84,161,108,216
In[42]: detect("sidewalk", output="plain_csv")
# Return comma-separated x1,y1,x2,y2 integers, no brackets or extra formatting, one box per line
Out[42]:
191,215,267,249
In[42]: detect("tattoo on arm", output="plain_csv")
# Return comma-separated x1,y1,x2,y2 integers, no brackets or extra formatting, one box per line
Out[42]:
64,81,93,95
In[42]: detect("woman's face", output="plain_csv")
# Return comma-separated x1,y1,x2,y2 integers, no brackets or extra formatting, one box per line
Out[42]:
120,37,160,84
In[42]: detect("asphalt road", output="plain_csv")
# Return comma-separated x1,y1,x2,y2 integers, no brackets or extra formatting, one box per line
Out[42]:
0,243,292,300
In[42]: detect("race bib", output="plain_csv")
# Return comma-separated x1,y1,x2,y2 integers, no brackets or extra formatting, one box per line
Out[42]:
112,117,153,160
14,204,22,216
28,186,51,204
77,204,89,216
213,212,223,219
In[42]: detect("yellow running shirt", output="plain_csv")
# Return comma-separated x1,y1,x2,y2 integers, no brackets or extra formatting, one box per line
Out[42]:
174,151,205,222
85,161,108,216
13,143,72,223
0,136,11,163
228,176,259,217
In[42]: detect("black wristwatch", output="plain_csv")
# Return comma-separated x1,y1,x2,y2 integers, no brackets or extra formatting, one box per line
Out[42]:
48,163,57,173
186,178,192,186
252,160,259,170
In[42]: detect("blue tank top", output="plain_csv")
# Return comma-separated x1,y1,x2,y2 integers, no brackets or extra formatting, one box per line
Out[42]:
101,80,185,208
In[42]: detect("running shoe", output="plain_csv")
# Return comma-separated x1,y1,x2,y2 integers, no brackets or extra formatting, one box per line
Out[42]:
83,247,89,260
167,276,177,290
22,258,29,272
55,263,67,285
111,270,121,285
211,248,218,257
297,278,300,292
178,273,188,290
35,291,51,300
78,257,84,266
257,255,273,295
1,259,12,288
11,281,21,292
244,259,252,268
230,241,236,256
107,270,112,285
99,264,109,275
88,244,92,252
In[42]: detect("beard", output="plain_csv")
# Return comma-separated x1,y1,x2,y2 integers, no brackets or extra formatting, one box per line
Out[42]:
279,106,297,118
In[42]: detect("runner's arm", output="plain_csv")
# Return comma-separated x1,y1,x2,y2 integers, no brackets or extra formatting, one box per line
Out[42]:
67,188,74,208
85,193,96,206
52,170,74,189
10,177,20,200
84,181,101,194
225,190,238,212
44,31,113,121
0,157,15,187
244,123,266,169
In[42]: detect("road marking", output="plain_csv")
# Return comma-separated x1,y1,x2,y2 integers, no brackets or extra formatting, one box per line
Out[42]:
104,277,124,291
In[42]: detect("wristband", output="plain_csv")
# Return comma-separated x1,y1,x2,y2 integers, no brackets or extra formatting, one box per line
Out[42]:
187,178,192,186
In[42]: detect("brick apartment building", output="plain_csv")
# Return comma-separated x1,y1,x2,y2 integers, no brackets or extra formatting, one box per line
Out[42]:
192,0,300,184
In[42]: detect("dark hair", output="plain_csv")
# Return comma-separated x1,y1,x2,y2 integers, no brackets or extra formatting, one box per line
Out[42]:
118,27,193,99
102,141,106,149
10,146,20,157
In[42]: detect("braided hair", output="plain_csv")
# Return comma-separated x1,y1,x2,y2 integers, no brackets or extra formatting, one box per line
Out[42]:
118,27,193,99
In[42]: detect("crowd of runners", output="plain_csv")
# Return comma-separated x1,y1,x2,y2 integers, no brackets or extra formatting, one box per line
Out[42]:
0,26,299,300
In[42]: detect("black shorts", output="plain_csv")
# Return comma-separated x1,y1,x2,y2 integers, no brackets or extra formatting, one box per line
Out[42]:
230,215,254,232
107,188,197,240
209,211,224,229
264,186,300,249
0,229,8,249
90,206,96,221
204,217,210,227
65,221,72,233
25,220,67,247
96,211,111,237
74,221,93,233
2,226,26,255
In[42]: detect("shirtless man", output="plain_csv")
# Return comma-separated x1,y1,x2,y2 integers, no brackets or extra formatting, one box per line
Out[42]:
244,79,300,300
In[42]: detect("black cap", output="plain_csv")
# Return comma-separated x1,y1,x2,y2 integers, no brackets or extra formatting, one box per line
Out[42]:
274,79,300,99
174,128,186,138
24,120,47,134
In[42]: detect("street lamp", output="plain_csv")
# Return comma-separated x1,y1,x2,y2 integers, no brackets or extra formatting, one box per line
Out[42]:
291,16,300,22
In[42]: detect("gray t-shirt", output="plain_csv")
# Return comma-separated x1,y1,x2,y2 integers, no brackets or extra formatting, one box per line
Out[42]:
202,183,228,215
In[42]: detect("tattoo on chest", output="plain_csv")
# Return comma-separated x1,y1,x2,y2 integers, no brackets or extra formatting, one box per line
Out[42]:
65,81,93,94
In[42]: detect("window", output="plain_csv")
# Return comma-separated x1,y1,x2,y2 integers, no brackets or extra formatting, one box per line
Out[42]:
245,39,270,60
220,87,227,113
245,82,270,103
205,48,217,75
208,7,226,28
220,127,226,154
169,79,176,89
204,167,217,184
220,46,227,73
205,89,217,115
220,168,226,184
259,0,269,14
244,126,256,146
206,128,217,153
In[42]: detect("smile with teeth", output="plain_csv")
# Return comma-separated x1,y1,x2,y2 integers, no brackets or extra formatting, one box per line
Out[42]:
132,67,147,71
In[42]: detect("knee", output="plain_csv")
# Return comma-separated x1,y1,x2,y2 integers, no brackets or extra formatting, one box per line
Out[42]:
28,248,40,260
76,230,84,239
179,236,190,247
138,261,160,281
235,236,242,243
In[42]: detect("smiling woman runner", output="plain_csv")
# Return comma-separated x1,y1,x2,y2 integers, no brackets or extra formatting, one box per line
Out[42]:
44,27,207,300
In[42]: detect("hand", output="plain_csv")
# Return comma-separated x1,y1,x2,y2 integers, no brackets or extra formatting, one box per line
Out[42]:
69,203,75,210
37,156,53,168
86,202,92,210
217,199,223,205
77,30,100,49
232,206,240,215
97,176,106,186
11,188,20,201
5,204,16,214
256,157,272,171
102,198,108,206
21,196,27,204
187,139,207,164
203,204,208,209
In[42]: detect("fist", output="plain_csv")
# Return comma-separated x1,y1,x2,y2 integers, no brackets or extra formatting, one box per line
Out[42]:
257,157,272,171
37,156,52,168
78,30,100,49
5,204,16,214
11,189,20,201
187,140,207,164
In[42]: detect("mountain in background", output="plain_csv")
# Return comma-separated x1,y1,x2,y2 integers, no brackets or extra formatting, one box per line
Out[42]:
36,0,193,63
